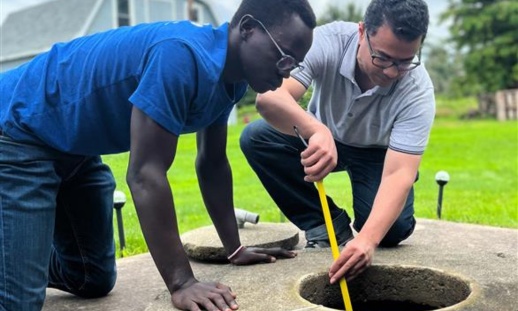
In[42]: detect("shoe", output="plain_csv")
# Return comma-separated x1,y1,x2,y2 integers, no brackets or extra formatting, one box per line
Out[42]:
304,236,353,249
305,240,331,249
304,228,354,249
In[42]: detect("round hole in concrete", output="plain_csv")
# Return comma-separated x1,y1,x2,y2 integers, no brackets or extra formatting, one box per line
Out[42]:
298,265,473,311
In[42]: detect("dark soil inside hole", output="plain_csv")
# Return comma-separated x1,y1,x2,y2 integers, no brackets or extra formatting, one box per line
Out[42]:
330,300,435,311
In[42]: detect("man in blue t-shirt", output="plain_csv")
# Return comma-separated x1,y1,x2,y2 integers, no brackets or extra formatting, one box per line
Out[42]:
0,0,316,310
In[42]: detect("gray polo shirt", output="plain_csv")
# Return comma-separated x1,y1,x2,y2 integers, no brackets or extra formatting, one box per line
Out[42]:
293,21,435,155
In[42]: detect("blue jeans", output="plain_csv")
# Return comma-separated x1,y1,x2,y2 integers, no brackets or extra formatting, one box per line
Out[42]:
240,119,416,246
0,134,117,311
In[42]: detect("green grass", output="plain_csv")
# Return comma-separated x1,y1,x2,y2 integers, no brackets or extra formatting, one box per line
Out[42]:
434,96,479,119
103,100,518,257
415,120,517,226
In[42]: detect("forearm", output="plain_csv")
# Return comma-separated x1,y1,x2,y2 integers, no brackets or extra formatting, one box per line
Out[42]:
357,171,415,245
128,172,193,293
196,156,241,255
256,89,325,138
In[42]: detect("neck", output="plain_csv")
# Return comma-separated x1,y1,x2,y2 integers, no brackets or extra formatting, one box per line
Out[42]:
354,62,374,92
222,27,243,84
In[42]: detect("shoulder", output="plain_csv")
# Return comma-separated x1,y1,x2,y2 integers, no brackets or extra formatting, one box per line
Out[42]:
149,21,228,51
398,65,434,96
390,66,435,115
314,21,358,43
148,22,228,82
309,21,358,59
174,22,229,75
171,21,228,49
302,21,357,72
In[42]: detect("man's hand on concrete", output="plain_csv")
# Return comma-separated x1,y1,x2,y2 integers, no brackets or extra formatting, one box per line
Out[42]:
171,280,238,311
229,247,297,265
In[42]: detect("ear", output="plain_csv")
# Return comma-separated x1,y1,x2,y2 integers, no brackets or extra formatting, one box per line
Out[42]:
239,14,255,40
358,21,366,42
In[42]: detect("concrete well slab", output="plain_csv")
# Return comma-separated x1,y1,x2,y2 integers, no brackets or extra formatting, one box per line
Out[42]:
43,219,517,311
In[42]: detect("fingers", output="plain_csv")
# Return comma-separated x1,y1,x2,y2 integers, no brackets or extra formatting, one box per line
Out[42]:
186,302,203,311
339,257,369,281
233,252,275,265
346,263,369,281
197,297,228,311
299,147,336,182
329,245,372,283
203,294,233,311
211,284,238,311
259,248,297,258
248,252,276,264
215,283,238,308
171,282,239,311
304,167,333,182
329,253,353,284
232,247,298,266
216,283,237,299
249,247,297,259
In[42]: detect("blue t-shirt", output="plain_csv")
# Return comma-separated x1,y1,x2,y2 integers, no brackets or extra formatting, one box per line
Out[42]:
0,21,247,155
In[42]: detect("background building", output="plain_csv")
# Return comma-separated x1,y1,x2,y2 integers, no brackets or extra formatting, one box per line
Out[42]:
0,0,226,72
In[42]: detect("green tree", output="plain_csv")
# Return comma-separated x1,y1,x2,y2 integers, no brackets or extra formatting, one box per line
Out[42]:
318,3,364,25
424,42,467,97
440,0,518,93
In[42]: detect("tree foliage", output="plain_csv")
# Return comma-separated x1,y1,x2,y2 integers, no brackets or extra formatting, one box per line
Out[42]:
440,0,518,93
424,42,466,97
318,3,364,25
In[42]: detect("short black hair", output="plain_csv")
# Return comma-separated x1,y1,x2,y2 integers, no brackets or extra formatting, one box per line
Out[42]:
364,0,429,42
230,0,316,30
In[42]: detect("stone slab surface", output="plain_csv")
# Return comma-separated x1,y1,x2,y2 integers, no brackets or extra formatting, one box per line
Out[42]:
182,222,300,262
43,219,518,311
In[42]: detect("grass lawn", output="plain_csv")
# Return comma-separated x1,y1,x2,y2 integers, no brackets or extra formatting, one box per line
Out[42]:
103,101,518,257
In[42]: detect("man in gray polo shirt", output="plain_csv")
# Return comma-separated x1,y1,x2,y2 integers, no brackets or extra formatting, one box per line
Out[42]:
240,0,434,282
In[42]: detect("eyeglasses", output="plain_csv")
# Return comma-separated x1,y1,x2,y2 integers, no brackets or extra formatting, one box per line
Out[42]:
243,14,303,73
365,32,421,72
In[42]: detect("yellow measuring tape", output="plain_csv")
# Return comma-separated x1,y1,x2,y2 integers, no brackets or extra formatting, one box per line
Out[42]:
316,181,353,311
294,126,353,311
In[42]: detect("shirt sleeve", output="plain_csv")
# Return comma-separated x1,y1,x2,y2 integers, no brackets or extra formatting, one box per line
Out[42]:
129,39,197,136
389,81,436,155
290,25,332,89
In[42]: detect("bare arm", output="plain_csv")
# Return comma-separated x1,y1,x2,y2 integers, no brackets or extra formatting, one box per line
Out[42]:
256,78,313,134
196,124,296,264
329,149,422,282
126,106,189,292
358,150,421,244
256,78,337,181
127,107,237,311
196,124,240,254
